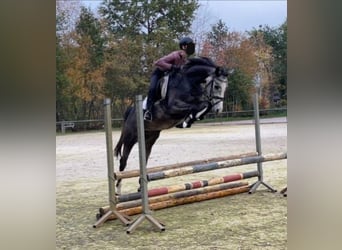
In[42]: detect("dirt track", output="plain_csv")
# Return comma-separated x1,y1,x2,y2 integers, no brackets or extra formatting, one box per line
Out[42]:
56,118,287,249
56,118,287,182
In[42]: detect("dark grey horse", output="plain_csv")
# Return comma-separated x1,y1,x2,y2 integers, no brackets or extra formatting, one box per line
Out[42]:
114,57,229,193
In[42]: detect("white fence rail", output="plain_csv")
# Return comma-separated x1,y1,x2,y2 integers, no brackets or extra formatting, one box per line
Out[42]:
56,108,287,134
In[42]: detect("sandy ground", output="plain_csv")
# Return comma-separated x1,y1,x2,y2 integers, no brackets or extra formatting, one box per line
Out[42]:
56,117,287,249
56,117,287,182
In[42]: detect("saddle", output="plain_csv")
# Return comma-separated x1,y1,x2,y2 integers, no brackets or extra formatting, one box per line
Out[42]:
143,74,170,109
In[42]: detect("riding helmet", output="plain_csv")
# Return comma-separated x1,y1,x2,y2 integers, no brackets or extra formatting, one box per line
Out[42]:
179,37,195,55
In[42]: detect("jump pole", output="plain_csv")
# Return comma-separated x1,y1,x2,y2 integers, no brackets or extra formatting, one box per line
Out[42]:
99,170,258,213
249,73,277,193
93,98,132,228
117,170,258,203
114,152,258,180
145,152,286,182
98,182,250,221
126,95,165,234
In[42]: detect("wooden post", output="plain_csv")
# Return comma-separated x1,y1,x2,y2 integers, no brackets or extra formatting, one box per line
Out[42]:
249,74,277,193
126,95,165,234
93,98,132,228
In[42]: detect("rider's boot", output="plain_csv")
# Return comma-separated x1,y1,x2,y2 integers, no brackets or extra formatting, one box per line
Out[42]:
144,99,153,121
144,73,160,121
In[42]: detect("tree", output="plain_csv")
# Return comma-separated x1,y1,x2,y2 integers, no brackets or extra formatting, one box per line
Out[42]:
99,0,199,63
190,1,212,55
56,2,80,121
99,0,198,40
102,35,148,115
76,6,105,67
201,20,274,111
63,7,106,120
205,19,229,63
249,20,287,105
98,0,200,115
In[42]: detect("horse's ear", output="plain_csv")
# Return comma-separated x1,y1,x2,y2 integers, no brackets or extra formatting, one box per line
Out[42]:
215,67,229,76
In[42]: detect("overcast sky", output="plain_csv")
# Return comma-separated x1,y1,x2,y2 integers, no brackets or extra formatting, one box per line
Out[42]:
83,0,287,32
199,1,287,32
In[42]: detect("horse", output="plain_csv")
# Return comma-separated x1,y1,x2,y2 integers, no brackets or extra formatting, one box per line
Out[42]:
114,57,230,194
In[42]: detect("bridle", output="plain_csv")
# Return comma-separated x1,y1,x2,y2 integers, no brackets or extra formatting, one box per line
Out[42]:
203,75,226,107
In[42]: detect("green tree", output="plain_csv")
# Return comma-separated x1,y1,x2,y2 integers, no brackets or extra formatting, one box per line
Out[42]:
100,0,199,60
98,0,200,115
99,0,198,40
249,20,287,105
102,36,148,115
227,69,254,111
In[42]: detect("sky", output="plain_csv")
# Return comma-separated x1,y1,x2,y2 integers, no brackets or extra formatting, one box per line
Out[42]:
82,0,287,33
199,1,287,32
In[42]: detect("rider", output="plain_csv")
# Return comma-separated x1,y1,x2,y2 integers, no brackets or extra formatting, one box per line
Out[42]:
143,37,195,121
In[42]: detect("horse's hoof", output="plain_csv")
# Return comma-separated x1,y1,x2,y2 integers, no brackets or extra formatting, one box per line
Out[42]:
175,123,184,128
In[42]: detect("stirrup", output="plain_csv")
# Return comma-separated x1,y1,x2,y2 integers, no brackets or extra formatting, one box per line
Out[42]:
144,110,152,121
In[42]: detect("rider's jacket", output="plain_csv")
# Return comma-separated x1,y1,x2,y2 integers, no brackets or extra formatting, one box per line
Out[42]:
154,50,187,71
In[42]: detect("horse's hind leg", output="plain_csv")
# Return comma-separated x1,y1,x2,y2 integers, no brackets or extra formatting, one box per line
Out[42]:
116,136,137,195
136,130,161,192
145,131,161,163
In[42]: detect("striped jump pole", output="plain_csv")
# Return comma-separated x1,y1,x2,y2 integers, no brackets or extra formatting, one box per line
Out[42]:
100,181,249,215
117,170,258,203
97,181,250,221
147,152,287,182
114,152,258,180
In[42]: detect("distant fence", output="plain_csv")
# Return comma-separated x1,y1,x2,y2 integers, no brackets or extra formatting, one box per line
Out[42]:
205,108,287,120
56,108,287,133
56,118,123,133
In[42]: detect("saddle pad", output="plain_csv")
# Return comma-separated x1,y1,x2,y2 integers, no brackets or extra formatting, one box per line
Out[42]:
160,74,169,99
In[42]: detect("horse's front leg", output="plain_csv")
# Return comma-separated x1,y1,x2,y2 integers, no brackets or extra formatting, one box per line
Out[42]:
180,102,211,128
192,102,212,123
164,96,192,115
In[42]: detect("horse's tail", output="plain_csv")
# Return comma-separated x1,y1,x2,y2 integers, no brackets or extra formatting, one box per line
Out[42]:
123,106,134,121
114,106,134,158
114,133,123,158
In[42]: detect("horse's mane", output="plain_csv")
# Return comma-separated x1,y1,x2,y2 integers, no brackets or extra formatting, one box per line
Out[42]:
182,56,217,72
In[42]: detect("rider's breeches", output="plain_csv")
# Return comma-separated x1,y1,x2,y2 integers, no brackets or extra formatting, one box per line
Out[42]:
147,68,164,110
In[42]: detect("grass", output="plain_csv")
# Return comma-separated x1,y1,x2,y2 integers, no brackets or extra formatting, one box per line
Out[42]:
56,161,287,249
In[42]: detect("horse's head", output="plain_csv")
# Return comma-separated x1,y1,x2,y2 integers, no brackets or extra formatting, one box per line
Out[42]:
200,65,229,113
182,57,230,113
